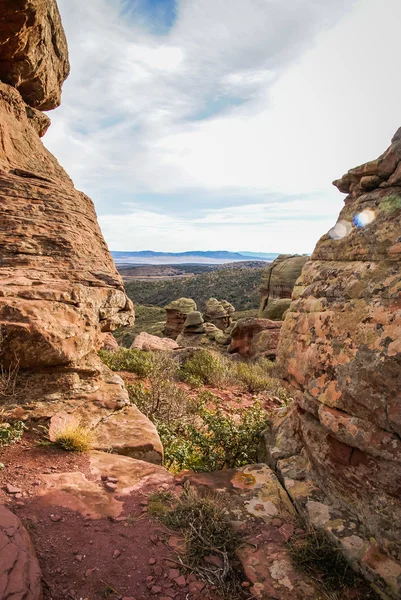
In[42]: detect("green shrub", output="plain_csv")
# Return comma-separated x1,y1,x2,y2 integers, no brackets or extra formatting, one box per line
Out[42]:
180,349,232,387
160,400,267,472
234,359,290,401
148,486,245,599
0,420,25,447
127,352,201,427
99,348,153,377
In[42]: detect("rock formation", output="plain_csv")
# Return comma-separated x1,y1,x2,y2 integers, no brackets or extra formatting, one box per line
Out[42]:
0,0,134,405
0,505,42,599
176,311,205,347
271,129,401,598
204,297,235,330
0,0,164,463
259,255,308,320
0,0,70,110
131,331,179,352
228,317,282,359
163,298,197,339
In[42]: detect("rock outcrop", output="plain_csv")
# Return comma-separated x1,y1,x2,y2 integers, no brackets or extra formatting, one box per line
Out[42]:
228,318,282,359
259,255,308,320
0,2,134,409
131,331,179,352
273,129,401,598
0,505,42,599
0,0,70,110
0,1,164,461
163,298,196,339
176,311,205,347
204,297,235,330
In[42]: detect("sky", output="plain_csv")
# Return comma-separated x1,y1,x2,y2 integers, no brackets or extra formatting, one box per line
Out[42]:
44,0,401,254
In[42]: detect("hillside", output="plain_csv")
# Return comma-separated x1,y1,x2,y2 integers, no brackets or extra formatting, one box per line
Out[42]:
123,264,264,312
112,250,277,265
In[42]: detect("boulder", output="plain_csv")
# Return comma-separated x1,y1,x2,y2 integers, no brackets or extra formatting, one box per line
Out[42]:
0,0,70,110
228,317,282,359
164,298,197,339
98,332,120,352
276,128,401,598
0,6,134,406
0,505,42,599
37,450,173,519
204,297,234,330
259,255,308,320
131,331,179,352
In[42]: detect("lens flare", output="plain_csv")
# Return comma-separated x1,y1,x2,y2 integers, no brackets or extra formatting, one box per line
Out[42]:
353,208,376,227
329,219,353,240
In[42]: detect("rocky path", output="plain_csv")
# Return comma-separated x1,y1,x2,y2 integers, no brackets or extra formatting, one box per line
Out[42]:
0,428,381,600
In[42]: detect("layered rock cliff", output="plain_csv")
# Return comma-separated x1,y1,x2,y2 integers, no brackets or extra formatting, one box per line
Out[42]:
274,130,401,598
259,254,308,320
0,1,134,407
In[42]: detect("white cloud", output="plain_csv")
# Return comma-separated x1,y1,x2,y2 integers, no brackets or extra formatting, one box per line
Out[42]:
44,0,401,253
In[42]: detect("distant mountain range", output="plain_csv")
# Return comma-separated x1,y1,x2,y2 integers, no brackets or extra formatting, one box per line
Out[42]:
111,250,279,265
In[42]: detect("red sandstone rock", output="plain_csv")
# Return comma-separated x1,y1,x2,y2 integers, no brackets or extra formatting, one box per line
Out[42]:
0,0,70,110
228,317,282,358
276,128,401,598
0,9,135,409
98,332,120,352
163,298,197,339
131,332,179,351
0,504,42,599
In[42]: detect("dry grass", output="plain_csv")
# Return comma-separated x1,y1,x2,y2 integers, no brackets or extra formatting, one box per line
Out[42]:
148,486,248,599
287,526,382,599
51,418,94,452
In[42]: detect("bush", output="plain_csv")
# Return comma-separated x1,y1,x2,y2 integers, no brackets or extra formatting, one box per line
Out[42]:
148,486,246,599
50,418,93,452
99,348,153,377
180,349,232,387
234,359,290,401
160,399,267,472
0,420,25,447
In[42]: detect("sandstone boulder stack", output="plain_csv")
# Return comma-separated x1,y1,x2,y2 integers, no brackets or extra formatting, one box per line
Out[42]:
164,297,197,339
273,129,401,598
204,297,234,330
259,254,308,320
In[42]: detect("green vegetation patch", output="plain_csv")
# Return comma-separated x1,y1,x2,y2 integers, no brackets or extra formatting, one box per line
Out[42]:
124,267,263,312
99,347,153,377
0,420,25,447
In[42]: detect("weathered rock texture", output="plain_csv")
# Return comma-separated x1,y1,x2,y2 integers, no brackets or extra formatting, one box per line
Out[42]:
131,331,179,352
204,297,235,330
163,297,196,339
259,254,308,320
228,317,282,359
0,2,140,416
0,504,42,599
275,129,401,598
0,0,70,110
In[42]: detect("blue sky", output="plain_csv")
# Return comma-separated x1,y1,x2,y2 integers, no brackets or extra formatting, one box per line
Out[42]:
45,0,401,253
